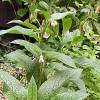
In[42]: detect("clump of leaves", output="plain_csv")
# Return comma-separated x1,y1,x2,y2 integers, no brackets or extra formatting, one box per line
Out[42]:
0,0,100,100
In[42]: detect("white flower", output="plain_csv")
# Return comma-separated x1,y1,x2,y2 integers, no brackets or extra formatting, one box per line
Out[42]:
39,55,44,64
51,20,58,27
43,32,50,39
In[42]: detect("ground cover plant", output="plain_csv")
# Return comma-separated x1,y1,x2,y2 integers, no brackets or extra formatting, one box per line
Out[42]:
0,0,100,100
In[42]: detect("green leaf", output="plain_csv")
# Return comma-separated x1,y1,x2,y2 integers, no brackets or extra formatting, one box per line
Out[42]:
45,28,55,36
83,21,93,36
0,70,27,99
9,20,37,30
0,26,39,41
42,11,51,19
26,59,41,85
49,63,86,91
75,57,100,68
2,0,11,2
72,35,83,45
73,79,86,92
44,51,76,68
50,12,74,20
22,0,28,3
39,1,49,10
52,23,59,35
62,29,80,45
94,46,100,50
49,62,67,71
17,8,27,17
6,49,41,84
11,40,42,57
94,22,100,34
51,91,88,100
27,76,37,100
5,91,19,100
63,18,72,34
39,43,56,51
38,68,83,100
22,0,32,3
6,50,33,70
75,57,100,73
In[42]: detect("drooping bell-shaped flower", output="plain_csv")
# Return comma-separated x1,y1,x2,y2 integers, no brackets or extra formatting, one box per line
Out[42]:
51,20,58,27
43,32,50,39
39,55,44,64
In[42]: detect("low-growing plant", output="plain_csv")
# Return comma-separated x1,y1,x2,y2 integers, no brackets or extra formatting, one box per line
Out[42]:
0,0,100,100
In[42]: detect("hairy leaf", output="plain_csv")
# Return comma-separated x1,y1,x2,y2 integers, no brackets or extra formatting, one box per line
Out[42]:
38,68,82,100
11,40,42,57
0,70,27,99
6,50,41,83
51,91,88,100
75,57,100,68
75,57,100,73
39,1,49,10
73,79,86,92
62,29,80,45
44,51,76,68
50,12,74,20
49,62,67,71
9,20,37,30
94,22,100,34
5,91,19,100
27,76,37,100
6,50,33,71
0,26,39,41
6,50,34,81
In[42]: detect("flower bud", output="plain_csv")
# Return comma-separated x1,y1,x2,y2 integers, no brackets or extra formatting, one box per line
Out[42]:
39,55,44,64
51,20,58,27
43,32,50,39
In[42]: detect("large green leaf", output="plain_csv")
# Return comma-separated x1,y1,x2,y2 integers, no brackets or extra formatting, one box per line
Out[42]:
0,26,39,41
6,50,41,83
39,1,49,10
75,57,100,73
27,77,37,100
62,29,81,44
73,79,86,92
71,35,83,45
6,50,35,81
50,12,74,20
2,0,11,2
62,18,72,34
49,62,86,91
94,22,100,34
5,91,19,100
26,59,41,85
22,0,32,3
12,40,42,57
49,62,68,71
44,51,76,68
83,21,93,36
51,91,88,100
17,8,27,17
0,70,27,99
75,57,100,68
38,68,82,100
6,50,33,72
9,20,38,30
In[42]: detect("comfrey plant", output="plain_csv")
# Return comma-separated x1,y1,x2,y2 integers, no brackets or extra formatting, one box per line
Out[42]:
0,0,100,100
